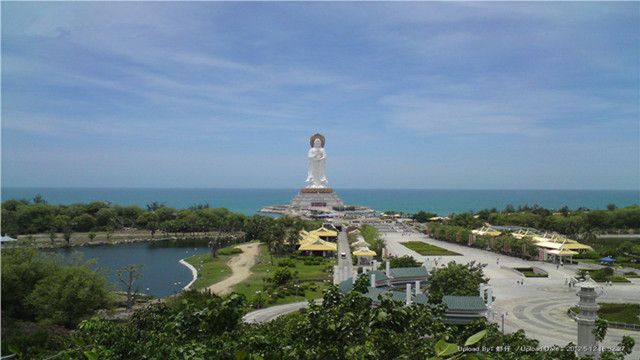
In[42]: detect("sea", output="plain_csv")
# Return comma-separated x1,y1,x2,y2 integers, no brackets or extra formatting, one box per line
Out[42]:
2,188,638,216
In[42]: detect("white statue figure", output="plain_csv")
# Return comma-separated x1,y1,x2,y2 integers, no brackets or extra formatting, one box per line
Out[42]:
306,134,328,188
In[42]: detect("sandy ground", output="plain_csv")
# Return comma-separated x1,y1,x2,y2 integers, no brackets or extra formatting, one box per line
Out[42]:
206,242,260,296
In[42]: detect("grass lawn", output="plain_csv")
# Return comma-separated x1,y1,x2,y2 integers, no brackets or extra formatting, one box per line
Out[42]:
183,251,235,290
570,303,640,325
230,245,336,305
401,241,461,256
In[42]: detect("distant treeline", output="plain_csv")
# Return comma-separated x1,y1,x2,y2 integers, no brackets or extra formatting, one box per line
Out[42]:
411,203,639,236
0,196,321,243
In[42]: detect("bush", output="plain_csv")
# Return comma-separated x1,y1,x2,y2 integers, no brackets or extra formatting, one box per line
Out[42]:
277,259,296,268
217,247,243,256
302,257,323,266
272,268,293,286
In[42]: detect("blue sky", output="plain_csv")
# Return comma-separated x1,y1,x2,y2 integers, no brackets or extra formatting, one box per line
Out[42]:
2,2,638,190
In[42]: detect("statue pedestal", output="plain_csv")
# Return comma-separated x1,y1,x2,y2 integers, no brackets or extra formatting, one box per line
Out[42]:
290,188,345,209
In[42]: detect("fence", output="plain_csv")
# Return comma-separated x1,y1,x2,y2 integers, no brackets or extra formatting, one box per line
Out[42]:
567,309,640,331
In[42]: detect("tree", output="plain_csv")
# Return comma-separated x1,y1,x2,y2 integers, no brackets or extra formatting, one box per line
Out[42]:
411,211,437,223
48,230,57,245
360,224,386,257
380,255,422,269
88,232,97,242
27,265,114,327
72,214,97,232
427,261,488,303
32,194,47,204
146,201,165,211
63,229,73,247
1,245,59,320
116,264,145,309
448,212,482,229
95,207,117,228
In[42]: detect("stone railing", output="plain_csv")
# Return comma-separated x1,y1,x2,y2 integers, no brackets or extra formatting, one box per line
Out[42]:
567,309,640,331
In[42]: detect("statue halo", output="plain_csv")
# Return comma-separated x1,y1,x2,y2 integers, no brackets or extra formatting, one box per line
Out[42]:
309,133,326,148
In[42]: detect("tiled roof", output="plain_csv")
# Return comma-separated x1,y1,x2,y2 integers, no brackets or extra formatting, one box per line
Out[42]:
389,267,429,279
441,296,487,311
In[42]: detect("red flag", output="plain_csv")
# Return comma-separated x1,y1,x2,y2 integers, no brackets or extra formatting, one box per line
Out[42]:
468,234,473,246
504,241,508,253
539,248,544,261
456,233,460,243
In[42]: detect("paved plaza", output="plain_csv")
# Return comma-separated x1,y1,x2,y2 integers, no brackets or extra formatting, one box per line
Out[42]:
382,224,639,356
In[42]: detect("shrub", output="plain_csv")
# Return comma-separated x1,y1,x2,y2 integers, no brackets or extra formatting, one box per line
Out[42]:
217,247,243,256
272,268,293,286
277,259,296,268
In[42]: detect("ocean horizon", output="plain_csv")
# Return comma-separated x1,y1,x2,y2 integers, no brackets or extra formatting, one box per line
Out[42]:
2,187,638,216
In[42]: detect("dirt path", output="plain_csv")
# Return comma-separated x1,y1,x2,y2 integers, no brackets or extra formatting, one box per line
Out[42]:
206,242,260,296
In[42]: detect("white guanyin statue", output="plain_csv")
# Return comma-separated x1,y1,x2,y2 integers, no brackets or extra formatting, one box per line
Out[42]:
306,134,328,188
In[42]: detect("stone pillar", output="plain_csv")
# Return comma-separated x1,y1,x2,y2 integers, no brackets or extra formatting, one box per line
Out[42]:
373,260,378,271
415,281,421,296
576,276,601,358
405,283,412,306
386,261,391,277
479,283,485,300
370,274,376,288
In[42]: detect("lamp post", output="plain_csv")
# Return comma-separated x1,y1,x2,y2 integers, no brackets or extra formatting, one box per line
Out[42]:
501,312,509,334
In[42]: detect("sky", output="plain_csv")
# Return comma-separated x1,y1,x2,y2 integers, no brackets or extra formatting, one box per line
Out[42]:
2,2,638,190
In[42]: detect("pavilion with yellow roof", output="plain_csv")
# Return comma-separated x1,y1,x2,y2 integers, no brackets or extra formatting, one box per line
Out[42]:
309,226,338,241
295,226,338,257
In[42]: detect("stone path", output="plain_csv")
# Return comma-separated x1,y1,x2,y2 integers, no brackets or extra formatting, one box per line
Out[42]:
206,242,260,296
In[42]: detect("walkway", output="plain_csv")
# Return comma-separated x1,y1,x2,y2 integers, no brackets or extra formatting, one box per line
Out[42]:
206,242,260,296
334,228,353,284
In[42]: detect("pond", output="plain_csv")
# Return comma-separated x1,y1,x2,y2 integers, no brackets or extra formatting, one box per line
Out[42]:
49,239,211,298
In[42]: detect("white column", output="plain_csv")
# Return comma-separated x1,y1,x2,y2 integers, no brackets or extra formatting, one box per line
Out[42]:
406,283,412,306
415,281,421,296
370,274,376,288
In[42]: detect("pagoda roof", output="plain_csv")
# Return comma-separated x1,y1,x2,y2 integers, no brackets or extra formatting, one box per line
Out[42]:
441,296,487,311
298,238,337,252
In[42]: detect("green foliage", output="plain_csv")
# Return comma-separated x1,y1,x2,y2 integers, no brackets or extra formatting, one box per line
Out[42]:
378,255,422,269
359,224,386,257
27,265,114,327
2,244,113,331
277,258,296,268
352,274,370,293
38,285,636,360
428,261,488,303
218,247,244,256
1,245,60,320
72,214,97,232
272,268,293,286
448,212,482,229
412,210,438,223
